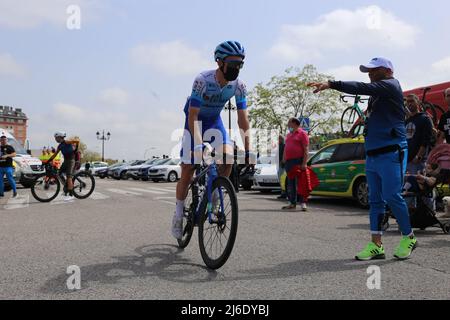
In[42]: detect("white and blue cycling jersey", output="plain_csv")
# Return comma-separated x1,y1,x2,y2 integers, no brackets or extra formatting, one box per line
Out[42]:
180,70,247,163
183,69,247,123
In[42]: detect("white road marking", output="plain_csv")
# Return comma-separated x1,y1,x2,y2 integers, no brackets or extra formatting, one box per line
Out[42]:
106,188,142,196
89,192,110,200
51,194,74,205
159,200,175,206
147,186,176,193
126,187,167,195
4,195,30,210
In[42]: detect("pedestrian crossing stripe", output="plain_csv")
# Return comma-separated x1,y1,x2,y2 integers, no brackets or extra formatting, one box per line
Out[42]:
146,187,176,193
0,186,207,211
4,195,29,210
90,192,110,200
126,187,167,195
106,188,143,196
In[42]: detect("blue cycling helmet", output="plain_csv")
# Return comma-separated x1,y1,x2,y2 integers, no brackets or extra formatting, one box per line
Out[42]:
214,41,245,61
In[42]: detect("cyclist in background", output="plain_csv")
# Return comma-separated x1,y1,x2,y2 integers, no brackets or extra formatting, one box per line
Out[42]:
47,132,80,202
171,41,251,240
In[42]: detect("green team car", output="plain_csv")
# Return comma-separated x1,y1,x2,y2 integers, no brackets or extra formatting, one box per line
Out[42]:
281,137,368,208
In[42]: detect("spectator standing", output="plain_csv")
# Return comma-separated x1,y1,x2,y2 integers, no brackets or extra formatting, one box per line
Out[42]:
0,134,17,198
282,118,309,211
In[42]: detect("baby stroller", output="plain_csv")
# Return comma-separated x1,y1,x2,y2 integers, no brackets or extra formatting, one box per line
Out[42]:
382,145,450,234
382,190,450,234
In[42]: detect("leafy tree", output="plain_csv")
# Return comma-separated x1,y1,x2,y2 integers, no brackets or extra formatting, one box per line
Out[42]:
248,65,344,135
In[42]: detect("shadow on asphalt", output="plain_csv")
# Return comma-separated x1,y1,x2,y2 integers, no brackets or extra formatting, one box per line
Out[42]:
255,194,367,213
40,244,218,295
41,243,405,295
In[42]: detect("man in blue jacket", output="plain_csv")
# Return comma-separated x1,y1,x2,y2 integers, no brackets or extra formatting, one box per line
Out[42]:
309,57,417,260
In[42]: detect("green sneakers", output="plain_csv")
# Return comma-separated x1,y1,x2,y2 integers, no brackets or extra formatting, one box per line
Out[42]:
355,237,418,261
355,242,386,261
394,236,417,260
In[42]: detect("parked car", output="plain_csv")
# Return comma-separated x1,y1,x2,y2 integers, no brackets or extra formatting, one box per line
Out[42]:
111,160,145,180
127,158,160,180
148,158,181,182
102,163,121,179
236,164,255,191
1,129,44,188
96,167,109,179
87,161,109,175
252,156,280,192
139,158,172,181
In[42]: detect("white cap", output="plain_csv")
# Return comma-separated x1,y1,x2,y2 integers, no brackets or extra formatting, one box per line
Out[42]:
360,57,394,73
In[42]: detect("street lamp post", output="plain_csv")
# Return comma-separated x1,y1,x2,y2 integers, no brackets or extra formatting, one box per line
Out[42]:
96,130,111,162
224,100,236,139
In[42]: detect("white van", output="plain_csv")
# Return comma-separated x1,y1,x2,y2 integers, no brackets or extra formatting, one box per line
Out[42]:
1,129,44,188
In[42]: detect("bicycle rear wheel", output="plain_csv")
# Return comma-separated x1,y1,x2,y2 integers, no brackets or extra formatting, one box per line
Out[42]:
198,177,238,270
31,173,60,202
177,184,197,249
72,171,95,199
341,107,364,138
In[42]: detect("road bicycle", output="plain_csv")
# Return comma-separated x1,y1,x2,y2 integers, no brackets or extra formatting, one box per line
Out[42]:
415,87,445,127
340,95,369,138
177,145,238,270
31,163,96,202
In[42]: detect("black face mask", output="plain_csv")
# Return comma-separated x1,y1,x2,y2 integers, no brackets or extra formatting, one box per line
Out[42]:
221,65,240,81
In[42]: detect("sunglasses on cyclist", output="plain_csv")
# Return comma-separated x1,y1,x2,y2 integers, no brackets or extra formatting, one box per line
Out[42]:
224,60,244,69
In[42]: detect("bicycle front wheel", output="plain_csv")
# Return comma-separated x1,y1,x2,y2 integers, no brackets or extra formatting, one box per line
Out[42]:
198,177,238,270
341,107,364,138
72,172,95,199
31,173,60,202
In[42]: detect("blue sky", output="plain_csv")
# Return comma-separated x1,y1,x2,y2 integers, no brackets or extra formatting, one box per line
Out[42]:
0,0,449,160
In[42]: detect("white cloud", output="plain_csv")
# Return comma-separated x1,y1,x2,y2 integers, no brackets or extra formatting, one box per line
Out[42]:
0,0,103,29
432,56,450,73
325,65,368,82
99,87,129,106
131,41,215,76
397,55,450,90
28,101,185,161
0,53,26,77
53,103,85,122
270,5,420,62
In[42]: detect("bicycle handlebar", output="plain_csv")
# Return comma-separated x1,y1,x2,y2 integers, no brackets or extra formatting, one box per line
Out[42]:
340,95,369,104
420,87,431,102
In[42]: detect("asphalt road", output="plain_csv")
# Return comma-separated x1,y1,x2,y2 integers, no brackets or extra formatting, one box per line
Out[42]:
0,178,449,300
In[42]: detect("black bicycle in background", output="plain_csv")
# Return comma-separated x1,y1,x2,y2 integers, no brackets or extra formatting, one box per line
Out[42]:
417,87,445,127
30,163,96,202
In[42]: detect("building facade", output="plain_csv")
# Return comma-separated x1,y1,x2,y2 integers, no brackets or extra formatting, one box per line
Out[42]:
0,106,28,146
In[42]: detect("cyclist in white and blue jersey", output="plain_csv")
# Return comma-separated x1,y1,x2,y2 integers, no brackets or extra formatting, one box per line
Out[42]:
172,41,251,239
